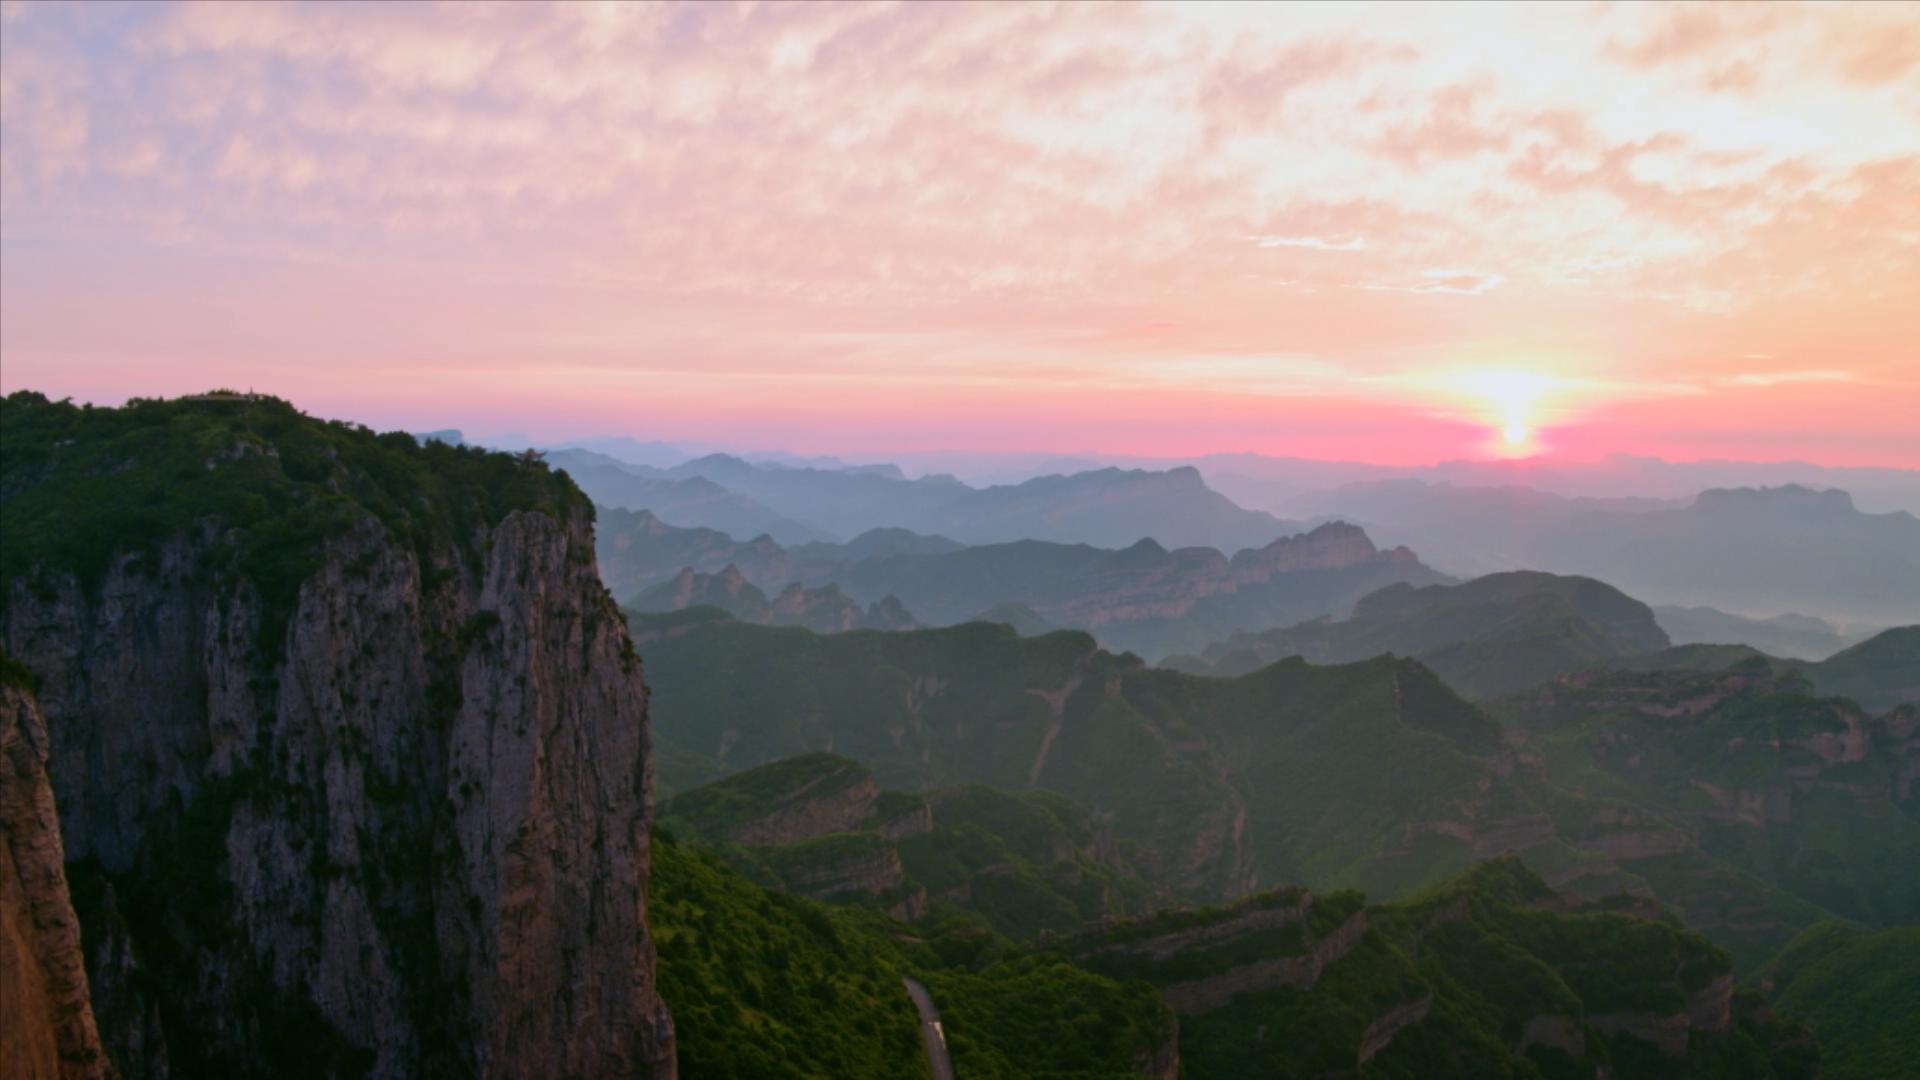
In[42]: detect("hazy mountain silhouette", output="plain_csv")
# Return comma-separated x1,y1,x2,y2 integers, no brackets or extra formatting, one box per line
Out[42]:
1167,571,1671,698
1283,481,1920,622
1654,605,1875,660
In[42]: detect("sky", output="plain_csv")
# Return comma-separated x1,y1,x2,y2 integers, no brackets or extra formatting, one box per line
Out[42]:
2,1,1918,466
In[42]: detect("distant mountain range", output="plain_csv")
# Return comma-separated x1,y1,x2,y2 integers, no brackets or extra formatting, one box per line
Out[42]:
611,512,1446,659
495,437,1920,517
1166,569,1920,709
554,448,1305,551
1282,481,1920,622
1194,450,1920,517
633,567,917,634
1654,605,1875,661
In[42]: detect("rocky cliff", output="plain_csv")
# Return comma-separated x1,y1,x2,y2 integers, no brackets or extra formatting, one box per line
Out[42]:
0,394,675,1078
2,675,113,1079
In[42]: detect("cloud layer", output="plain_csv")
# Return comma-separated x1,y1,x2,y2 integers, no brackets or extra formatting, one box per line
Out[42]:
2,0,1916,462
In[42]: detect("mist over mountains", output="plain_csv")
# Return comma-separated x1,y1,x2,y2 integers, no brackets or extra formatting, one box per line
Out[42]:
474,429,1920,517
556,430,1920,630
1284,481,1920,623
552,447,1306,552
5,391,1915,1079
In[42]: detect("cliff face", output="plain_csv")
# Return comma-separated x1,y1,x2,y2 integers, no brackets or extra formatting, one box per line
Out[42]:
4,499,674,1077
1,679,112,1079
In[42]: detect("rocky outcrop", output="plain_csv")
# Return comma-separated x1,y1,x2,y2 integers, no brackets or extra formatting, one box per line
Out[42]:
1158,911,1369,1015
1586,974,1733,1060
869,796,933,841
1518,1015,1584,1057
596,508,811,601
1135,1022,1181,1080
1586,1011,1692,1058
1881,705,1920,804
729,768,881,846
3,505,675,1078
1227,522,1420,584
1,680,112,1079
767,838,906,901
1079,892,1313,964
1389,813,1558,861
1686,973,1734,1032
1356,994,1432,1065
1690,779,1792,828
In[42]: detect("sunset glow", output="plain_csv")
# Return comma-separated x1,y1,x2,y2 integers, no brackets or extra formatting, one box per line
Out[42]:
2,1,1917,463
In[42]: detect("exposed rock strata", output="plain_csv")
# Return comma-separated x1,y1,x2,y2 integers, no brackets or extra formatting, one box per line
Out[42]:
727,767,881,846
1079,894,1312,963
1159,911,1369,1015
1357,994,1433,1065
1586,974,1733,1059
3,505,675,1078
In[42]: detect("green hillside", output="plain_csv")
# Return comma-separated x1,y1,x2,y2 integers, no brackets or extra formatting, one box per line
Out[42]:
1059,858,1814,1079
1802,626,1920,712
1169,571,1670,699
649,832,1175,1078
1493,662,1920,962
630,609,1531,898
1761,922,1920,1080
1620,626,1919,714
660,753,1164,939
631,610,1919,975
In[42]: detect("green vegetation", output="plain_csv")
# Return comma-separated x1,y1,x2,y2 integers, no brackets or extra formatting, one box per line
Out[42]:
631,610,1530,900
1623,626,1919,714
1491,665,1920,965
661,754,1163,940
903,784,1160,939
1762,922,1920,1080
649,832,1174,1079
649,834,924,1078
923,956,1175,1079
661,752,872,843
1800,626,1920,713
1059,858,1812,1080
634,606,1916,992
1,391,584,653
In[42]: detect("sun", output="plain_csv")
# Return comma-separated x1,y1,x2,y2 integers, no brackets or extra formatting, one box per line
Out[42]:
1441,368,1564,455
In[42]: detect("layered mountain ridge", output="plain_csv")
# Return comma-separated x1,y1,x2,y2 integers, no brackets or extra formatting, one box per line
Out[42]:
611,512,1447,659
1285,480,1920,621
1167,570,1673,698
562,447,1305,552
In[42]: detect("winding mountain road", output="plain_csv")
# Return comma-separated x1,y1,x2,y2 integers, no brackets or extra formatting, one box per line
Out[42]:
903,976,955,1080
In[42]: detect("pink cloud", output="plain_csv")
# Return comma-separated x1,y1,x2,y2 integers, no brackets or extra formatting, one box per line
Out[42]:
0,1,1916,465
